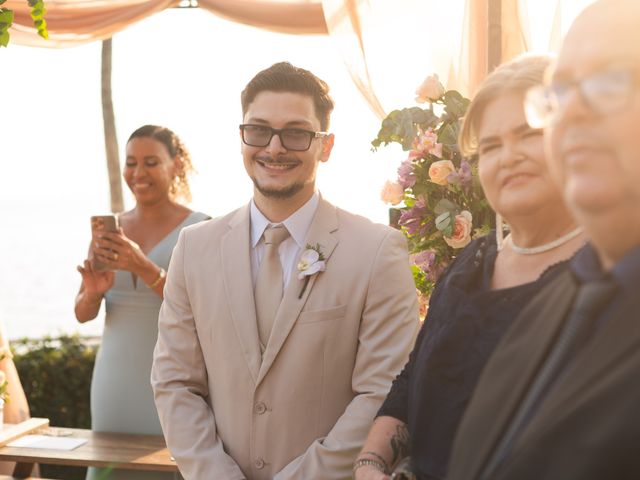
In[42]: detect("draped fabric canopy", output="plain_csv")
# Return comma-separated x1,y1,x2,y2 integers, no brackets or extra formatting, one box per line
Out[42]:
6,0,596,117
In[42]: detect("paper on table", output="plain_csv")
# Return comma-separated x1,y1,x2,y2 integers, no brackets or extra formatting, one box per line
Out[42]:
7,434,87,450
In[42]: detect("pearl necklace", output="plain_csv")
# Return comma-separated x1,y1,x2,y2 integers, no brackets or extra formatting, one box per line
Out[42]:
508,226,584,255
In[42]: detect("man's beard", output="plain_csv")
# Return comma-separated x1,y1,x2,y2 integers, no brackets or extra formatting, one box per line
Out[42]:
251,176,305,199
251,154,305,199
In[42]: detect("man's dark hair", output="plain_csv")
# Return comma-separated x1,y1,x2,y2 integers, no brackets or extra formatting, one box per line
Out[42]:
241,62,335,131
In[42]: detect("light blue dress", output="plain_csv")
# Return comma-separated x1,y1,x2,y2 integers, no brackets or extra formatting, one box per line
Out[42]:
86,211,208,480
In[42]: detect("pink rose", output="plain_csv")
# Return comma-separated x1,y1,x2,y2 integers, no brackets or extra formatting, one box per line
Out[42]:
428,160,456,185
380,180,404,205
412,128,443,158
415,74,446,103
444,210,473,249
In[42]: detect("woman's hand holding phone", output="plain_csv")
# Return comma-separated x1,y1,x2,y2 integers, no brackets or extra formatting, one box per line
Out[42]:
92,229,147,275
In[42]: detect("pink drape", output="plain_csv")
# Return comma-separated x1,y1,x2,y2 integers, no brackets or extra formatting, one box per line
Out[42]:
5,0,327,48
197,0,327,35
5,0,180,48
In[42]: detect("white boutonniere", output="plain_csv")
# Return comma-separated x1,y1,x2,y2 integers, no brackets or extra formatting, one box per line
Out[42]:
297,243,326,299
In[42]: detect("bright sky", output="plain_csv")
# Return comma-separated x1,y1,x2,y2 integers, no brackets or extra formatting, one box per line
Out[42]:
2,7,399,221
1,7,401,339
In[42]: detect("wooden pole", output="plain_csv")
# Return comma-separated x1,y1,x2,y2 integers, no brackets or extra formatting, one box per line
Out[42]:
101,38,124,214
488,0,502,74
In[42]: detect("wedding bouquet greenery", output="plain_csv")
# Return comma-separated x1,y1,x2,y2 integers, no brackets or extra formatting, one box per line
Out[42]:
374,74,493,298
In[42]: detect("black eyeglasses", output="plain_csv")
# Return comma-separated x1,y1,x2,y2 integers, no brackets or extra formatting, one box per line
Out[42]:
239,124,329,152
525,67,640,128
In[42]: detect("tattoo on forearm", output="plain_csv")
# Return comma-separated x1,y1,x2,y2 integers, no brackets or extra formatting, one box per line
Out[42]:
390,423,410,466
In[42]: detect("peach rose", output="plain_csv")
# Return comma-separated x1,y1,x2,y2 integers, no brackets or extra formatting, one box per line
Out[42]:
415,74,446,103
444,210,473,249
417,291,429,320
380,180,405,205
428,160,455,185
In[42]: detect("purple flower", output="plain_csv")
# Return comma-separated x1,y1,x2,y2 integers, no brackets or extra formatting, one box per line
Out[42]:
399,198,428,236
397,158,417,189
458,160,472,186
446,159,473,187
413,250,436,273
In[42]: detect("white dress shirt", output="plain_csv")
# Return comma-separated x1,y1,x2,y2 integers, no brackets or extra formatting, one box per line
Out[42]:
250,192,320,289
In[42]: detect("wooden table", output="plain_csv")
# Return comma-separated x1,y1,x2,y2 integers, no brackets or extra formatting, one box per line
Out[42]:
0,422,178,478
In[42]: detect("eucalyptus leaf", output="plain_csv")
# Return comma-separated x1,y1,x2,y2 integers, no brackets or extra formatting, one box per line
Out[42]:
437,122,458,147
434,198,457,215
435,211,452,232
444,90,471,118
0,9,13,23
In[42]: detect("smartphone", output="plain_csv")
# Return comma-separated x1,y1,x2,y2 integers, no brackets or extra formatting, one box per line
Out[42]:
90,215,119,271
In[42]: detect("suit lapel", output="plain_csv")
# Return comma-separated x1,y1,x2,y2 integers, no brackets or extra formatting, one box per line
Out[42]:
527,291,640,428
460,271,578,479
256,198,339,386
221,204,262,384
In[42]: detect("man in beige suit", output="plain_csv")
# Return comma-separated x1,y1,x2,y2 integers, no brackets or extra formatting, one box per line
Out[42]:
151,62,419,480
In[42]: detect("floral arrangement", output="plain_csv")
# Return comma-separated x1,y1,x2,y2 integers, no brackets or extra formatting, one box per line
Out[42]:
0,347,12,404
374,74,493,298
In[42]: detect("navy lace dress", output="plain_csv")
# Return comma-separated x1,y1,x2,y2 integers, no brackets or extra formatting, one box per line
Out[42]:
377,233,574,480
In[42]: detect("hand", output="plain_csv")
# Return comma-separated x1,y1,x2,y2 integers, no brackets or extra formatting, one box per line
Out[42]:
354,465,390,480
77,259,114,296
92,228,148,275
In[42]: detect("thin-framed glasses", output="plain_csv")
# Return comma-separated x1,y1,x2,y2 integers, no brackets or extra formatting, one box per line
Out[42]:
525,68,639,128
239,124,329,152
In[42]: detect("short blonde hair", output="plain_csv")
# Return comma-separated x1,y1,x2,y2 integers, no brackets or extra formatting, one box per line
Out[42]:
459,54,553,156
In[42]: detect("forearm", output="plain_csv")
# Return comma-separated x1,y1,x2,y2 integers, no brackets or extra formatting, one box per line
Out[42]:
357,416,409,474
133,257,166,298
74,290,102,322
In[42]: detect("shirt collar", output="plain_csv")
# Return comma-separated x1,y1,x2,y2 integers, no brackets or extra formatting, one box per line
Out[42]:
571,242,640,294
250,192,320,249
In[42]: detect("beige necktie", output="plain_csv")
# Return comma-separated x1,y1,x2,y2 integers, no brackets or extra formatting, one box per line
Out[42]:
255,225,290,351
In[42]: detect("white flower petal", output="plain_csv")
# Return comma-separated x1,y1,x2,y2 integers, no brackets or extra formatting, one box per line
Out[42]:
300,249,320,263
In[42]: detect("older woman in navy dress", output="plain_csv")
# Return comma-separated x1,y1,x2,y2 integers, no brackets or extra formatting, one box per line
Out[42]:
354,55,587,480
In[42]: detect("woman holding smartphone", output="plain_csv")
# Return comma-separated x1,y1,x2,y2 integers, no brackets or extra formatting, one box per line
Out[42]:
75,125,209,480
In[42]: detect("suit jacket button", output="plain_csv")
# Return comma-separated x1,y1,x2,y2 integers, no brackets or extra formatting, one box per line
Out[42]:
254,458,265,469
254,402,267,414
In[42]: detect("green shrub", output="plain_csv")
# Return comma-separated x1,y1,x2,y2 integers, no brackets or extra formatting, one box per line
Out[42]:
13,334,97,479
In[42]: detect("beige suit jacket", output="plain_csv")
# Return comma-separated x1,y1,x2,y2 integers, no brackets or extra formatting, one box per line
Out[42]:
152,197,419,480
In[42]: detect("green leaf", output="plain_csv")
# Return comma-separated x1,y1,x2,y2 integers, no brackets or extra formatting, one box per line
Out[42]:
434,198,457,215
0,8,13,24
435,211,452,232
0,29,9,47
411,107,439,128
437,121,459,147
443,90,471,119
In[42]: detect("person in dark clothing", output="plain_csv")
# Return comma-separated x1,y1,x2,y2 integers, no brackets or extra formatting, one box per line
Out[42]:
354,54,586,480
447,1,640,479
